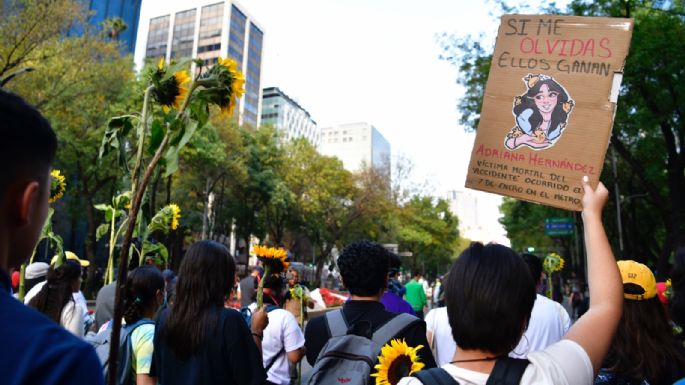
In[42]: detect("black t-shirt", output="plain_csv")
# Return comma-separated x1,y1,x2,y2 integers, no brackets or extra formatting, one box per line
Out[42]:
151,307,266,385
304,300,437,368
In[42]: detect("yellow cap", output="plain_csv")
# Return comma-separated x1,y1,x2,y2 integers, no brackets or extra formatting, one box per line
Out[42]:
51,251,90,267
617,260,656,301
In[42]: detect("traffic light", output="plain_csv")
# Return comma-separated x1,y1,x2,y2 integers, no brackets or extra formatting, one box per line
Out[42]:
527,247,535,253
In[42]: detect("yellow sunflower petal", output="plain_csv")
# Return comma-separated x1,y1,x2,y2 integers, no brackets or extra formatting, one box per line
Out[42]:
158,57,165,70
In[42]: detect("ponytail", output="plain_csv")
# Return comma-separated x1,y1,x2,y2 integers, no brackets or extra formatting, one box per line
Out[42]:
123,266,164,324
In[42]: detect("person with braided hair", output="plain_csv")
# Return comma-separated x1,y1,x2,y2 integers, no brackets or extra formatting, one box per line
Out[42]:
28,259,85,336
119,266,165,385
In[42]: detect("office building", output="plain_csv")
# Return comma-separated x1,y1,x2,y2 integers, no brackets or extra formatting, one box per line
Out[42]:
135,0,264,127
261,87,319,146
445,189,510,246
319,122,391,172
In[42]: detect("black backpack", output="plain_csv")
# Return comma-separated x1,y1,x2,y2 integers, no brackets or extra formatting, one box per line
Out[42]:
85,319,155,385
413,357,530,385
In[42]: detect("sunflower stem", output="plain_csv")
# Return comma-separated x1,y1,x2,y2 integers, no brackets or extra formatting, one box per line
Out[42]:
130,86,154,195
256,264,271,308
107,130,171,385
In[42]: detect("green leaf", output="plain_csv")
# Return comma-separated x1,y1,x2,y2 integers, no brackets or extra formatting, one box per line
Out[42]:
94,204,110,212
96,223,110,241
148,119,165,155
164,120,199,176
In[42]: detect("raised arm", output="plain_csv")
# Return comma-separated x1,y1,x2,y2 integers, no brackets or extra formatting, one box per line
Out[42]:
563,176,623,374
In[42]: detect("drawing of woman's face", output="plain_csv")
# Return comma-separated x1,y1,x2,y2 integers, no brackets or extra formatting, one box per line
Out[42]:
534,83,558,114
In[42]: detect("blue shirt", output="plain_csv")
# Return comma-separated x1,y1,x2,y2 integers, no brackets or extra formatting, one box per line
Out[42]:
0,268,104,385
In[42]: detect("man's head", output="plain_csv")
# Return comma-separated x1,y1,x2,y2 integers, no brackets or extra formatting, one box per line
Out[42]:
388,253,402,278
0,90,57,270
521,253,543,286
287,268,300,287
337,241,390,297
251,266,263,277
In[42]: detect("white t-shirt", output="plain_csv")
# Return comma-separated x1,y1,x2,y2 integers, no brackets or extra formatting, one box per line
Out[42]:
61,301,85,337
511,294,571,358
398,339,593,385
425,307,456,366
262,308,305,385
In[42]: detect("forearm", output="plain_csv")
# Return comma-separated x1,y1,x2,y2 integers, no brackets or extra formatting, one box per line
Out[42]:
583,213,622,314
563,179,622,374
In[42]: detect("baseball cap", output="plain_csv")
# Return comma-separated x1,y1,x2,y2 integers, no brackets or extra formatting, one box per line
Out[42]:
617,260,657,301
51,251,90,267
25,262,49,279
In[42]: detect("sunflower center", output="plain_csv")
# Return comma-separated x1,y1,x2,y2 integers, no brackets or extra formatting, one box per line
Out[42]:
387,354,413,384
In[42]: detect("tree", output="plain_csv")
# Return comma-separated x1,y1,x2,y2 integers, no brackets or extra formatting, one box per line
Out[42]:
4,16,138,294
397,196,460,276
438,0,685,277
0,0,84,86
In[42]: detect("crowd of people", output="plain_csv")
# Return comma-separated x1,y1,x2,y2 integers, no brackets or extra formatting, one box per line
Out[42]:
3,90,685,385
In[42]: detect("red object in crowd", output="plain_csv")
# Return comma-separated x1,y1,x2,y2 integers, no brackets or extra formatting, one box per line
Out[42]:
11,271,19,290
318,288,347,307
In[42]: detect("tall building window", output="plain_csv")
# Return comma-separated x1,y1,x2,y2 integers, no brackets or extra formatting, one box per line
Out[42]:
228,5,246,70
198,3,223,64
242,22,263,127
171,9,196,59
146,15,170,59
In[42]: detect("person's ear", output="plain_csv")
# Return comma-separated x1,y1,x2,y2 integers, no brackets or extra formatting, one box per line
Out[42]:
15,181,41,225
156,289,164,306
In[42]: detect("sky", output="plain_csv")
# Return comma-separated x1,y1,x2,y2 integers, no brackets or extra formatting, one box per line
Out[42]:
135,0,561,245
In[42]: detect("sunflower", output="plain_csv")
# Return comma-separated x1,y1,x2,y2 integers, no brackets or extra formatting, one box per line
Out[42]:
152,58,191,112
543,252,565,273
253,245,289,273
49,169,66,203
204,56,246,116
372,339,425,385
253,244,290,307
168,203,181,230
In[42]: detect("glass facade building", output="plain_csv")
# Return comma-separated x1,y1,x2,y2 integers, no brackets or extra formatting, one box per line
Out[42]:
262,87,319,146
85,0,143,53
140,1,263,127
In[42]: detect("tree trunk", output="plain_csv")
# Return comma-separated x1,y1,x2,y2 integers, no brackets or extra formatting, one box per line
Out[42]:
84,195,98,297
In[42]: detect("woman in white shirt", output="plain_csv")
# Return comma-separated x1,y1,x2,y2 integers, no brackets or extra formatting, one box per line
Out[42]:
28,259,84,336
401,178,623,385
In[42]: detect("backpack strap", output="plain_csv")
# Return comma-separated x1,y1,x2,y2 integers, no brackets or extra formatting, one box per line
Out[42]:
371,312,419,347
118,319,155,385
413,368,460,385
324,309,348,337
485,357,530,385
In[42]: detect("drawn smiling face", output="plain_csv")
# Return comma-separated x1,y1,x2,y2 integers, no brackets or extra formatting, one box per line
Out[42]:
534,83,558,114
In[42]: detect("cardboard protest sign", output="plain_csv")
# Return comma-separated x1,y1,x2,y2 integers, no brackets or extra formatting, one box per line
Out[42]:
465,15,634,211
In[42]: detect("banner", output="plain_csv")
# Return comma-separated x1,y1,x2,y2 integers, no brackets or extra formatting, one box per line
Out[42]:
465,15,634,211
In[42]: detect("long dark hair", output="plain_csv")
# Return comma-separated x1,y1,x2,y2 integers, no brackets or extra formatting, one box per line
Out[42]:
28,260,81,324
514,78,570,135
123,266,164,324
162,240,235,360
604,290,685,383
